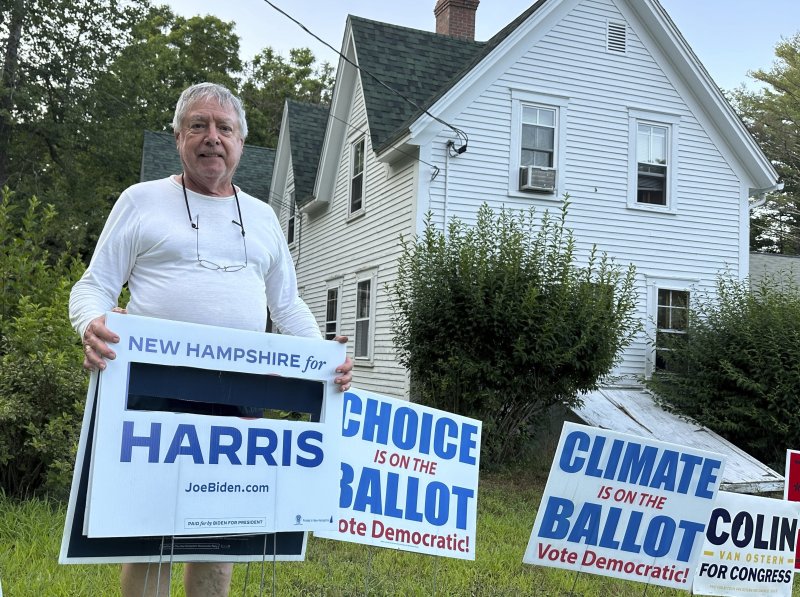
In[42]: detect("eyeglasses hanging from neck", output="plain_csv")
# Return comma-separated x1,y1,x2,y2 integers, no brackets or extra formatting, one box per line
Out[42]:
181,174,248,272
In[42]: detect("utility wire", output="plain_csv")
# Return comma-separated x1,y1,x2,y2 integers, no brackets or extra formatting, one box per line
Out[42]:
260,0,469,150
86,33,449,196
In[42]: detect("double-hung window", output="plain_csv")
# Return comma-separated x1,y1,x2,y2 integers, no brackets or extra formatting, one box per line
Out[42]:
350,137,365,214
324,285,340,340
655,288,689,372
637,123,668,205
628,109,680,211
287,191,296,244
509,90,567,197
521,106,556,169
354,270,376,360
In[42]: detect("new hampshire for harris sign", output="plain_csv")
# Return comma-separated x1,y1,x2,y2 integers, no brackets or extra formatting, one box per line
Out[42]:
524,422,726,590
84,312,344,538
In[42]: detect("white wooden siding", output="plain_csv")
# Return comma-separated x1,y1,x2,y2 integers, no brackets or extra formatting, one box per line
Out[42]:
295,0,753,398
293,77,417,398
421,0,742,379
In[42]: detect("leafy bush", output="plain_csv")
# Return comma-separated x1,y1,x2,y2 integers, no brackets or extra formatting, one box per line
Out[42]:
0,189,71,336
650,273,800,471
390,202,639,464
0,188,87,498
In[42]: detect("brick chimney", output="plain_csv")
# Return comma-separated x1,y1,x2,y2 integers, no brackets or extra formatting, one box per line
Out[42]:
434,0,480,40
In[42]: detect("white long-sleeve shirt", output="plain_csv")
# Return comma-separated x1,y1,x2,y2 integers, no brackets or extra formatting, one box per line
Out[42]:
70,177,321,340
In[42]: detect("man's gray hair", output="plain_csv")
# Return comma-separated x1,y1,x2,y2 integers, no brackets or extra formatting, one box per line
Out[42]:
172,82,248,140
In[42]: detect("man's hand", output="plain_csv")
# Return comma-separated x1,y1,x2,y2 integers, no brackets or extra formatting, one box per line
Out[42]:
82,307,127,370
333,335,353,392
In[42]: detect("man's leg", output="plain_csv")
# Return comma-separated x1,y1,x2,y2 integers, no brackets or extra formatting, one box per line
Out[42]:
184,562,234,597
121,562,171,597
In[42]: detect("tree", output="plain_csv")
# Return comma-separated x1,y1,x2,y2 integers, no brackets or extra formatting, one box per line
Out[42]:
0,0,25,187
240,48,334,147
0,0,146,188
2,0,333,256
74,7,243,252
390,203,640,464
0,1,249,255
649,273,800,471
749,194,800,254
730,34,800,253
0,188,87,497
0,0,149,254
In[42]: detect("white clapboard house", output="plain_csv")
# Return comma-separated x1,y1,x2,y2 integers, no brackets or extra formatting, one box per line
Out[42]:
269,0,783,491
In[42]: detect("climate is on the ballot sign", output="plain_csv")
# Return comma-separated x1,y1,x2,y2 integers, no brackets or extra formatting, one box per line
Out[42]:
524,422,726,590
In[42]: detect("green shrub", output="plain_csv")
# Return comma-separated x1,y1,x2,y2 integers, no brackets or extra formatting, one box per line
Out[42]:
0,188,87,498
390,202,639,464
0,189,70,336
650,272,800,471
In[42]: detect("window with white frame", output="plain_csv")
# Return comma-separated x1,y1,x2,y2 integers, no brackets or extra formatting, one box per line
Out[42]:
628,109,680,210
287,191,296,244
354,273,374,359
324,285,340,340
518,105,557,193
521,105,556,168
637,123,669,205
655,288,689,371
509,91,568,197
350,137,365,214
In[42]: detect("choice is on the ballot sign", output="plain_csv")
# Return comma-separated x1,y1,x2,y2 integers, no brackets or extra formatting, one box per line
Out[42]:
75,312,344,539
315,388,481,560
524,422,726,590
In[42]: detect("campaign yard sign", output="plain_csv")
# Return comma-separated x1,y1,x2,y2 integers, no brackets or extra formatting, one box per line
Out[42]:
693,491,799,596
82,312,343,539
783,449,800,570
60,370,313,564
315,388,481,560
524,422,726,590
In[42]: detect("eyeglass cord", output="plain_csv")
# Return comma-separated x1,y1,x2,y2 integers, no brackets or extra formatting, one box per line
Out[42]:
181,173,246,237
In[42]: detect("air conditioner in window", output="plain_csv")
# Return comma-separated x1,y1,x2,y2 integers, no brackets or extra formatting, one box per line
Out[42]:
519,166,556,193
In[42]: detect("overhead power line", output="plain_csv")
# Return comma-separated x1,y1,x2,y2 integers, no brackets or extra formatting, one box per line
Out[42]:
260,0,469,151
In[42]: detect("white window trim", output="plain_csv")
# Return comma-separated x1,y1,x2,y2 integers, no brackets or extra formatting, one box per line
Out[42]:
354,268,377,364
508,89,569,200
644,276,696,378
348,136,366,218
627,108,680,214
324,278,342,341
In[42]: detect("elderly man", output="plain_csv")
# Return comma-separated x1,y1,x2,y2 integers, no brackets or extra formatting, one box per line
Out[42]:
70,82,352,596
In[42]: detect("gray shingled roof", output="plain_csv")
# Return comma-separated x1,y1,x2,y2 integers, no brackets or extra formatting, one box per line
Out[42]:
139,130,276,202
286,101,329,203
349,16,483,153
750,252,800,288
350,1,548,154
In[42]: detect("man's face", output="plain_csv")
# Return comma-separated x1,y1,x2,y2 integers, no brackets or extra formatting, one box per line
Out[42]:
175,98,244,195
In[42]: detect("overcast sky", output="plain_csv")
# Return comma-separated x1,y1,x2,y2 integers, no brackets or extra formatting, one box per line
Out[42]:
162,0,799,92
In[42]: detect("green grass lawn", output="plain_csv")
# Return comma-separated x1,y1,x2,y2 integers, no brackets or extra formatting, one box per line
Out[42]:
0,465,714,596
